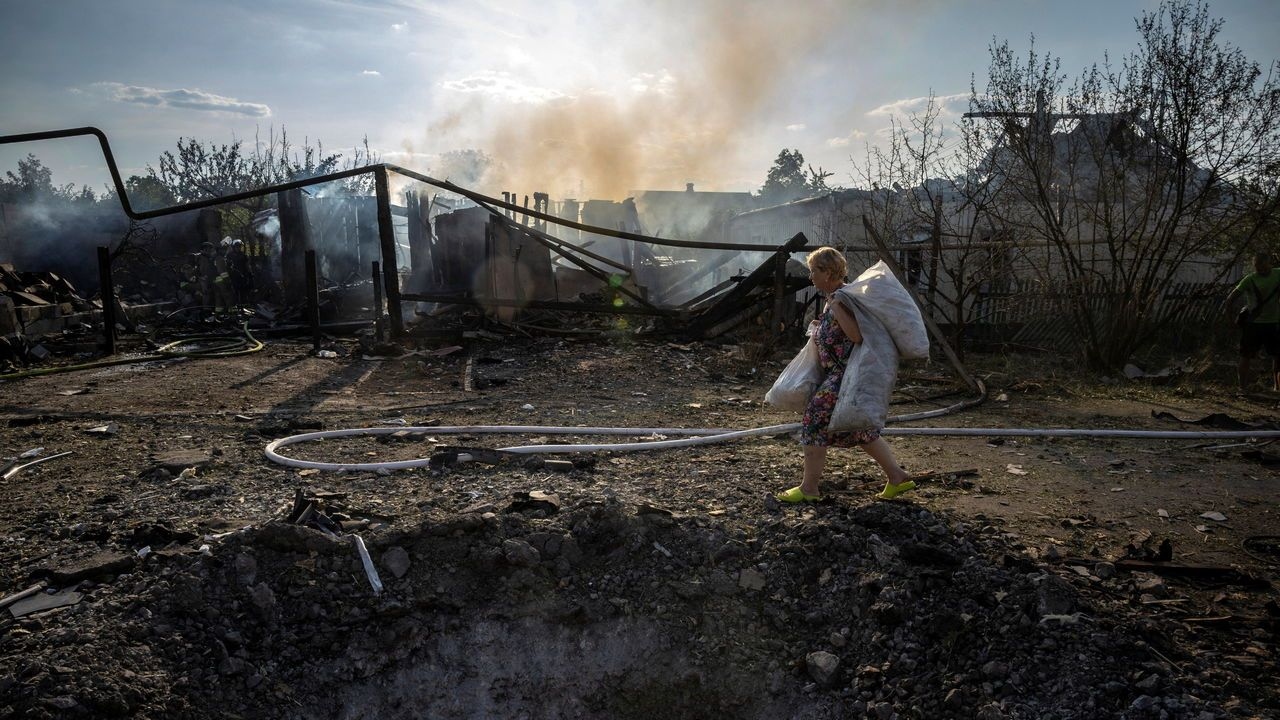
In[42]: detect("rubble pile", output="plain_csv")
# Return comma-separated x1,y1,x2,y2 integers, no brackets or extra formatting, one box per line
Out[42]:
3,475,1268,720
0,265,98,367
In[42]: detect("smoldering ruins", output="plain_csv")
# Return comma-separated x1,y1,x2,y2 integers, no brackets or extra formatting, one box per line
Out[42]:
0,120,1277,720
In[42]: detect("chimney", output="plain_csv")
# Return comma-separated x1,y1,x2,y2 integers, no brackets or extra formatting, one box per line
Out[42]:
686,183,695,193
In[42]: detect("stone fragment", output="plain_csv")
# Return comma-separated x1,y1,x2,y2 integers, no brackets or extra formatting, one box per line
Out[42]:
1036,574,1076,616
805,650,841,688
1135,673,1161,692
233,554,257,586
502,539,540,567
250,583,276,612
43,552,135,585
505,491,560,515
982,661,1009,679
1135,575,1167,597
381,546,410,579
1130,695,1156,711
8,587,82,618
151,449,213,473
976,703,1006,720
944,688,964,708
738,568,766,592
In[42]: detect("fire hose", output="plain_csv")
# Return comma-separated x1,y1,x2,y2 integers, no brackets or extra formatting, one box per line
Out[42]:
264,421,1280,472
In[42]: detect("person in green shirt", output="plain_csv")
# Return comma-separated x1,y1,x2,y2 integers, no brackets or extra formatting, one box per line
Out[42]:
1224,252,1280,391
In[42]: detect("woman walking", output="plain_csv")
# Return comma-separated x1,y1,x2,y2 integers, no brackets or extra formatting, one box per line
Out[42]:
776,247,916,503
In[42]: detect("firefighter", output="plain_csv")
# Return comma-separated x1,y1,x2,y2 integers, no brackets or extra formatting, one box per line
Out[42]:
227,239,255,307
194,241,219,309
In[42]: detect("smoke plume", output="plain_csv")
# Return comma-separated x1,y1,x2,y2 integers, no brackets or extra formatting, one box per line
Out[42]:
412,0,853,200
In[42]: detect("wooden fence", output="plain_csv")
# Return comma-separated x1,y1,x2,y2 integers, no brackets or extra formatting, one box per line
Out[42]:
965,279,1231,348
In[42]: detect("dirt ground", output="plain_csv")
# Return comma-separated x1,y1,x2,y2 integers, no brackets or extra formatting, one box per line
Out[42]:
0,322,1276,719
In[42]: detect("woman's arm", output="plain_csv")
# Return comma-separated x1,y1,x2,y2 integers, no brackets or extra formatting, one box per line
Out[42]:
829,299,863,343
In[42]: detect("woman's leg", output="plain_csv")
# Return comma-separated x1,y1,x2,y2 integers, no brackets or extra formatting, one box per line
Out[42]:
859,437,909,484
801,444,827,496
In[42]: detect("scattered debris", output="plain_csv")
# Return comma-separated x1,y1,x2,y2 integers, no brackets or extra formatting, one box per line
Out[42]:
2,450,72,480
83,422,119,436
1115,559,1270,588
7,585,83,618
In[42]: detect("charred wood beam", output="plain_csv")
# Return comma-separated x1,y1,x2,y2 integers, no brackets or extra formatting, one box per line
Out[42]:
305,250,321,352
539,232,632,274
278,187,313,306
678,276,740,311
1115,559,1270,589
686,232,808,337
528,231,649,308
472,207,657,312
669,251,756,292
372,261,385,342
405,191,432,287
701,300,772,338
96,246,116,355
374,168,404,337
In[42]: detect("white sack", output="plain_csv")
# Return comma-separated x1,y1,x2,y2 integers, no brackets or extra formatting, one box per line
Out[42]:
836,261,929,360
764,337,822,412
829,299,898,432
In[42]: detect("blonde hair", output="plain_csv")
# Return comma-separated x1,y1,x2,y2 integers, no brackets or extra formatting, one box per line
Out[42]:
806,246,847,279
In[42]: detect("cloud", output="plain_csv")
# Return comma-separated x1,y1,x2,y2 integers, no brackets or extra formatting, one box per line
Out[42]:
362,70,382,76
826,129,866,147
88,82,271,117
786,123,806,131
440,71,568,104
866,93,970,119
629,71,677,96
391,22,408,32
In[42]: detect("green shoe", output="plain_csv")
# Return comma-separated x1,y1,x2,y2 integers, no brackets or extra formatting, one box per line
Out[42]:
876,479,916,500
776,486,822,503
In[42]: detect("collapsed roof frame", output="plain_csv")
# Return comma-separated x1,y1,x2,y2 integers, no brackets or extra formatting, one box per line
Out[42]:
0,127,818,338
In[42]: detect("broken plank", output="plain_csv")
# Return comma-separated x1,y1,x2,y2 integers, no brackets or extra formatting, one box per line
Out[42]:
1115,559,1271,588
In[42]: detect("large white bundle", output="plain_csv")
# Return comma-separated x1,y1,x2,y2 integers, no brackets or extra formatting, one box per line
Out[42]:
828,302,897,431
835,261,929,360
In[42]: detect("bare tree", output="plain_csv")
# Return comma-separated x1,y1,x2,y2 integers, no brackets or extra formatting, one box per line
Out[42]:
851,95,1004,357
966,0,1280,369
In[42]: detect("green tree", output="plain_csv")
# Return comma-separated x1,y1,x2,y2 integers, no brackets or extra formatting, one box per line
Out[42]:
147,126,346,240
760,149,809,204
759,149,838,205
123,174,176,211
0,154,95,204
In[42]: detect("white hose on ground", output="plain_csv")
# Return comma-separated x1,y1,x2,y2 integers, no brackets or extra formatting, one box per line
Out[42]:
263,424,783,472
263,421,1280,472
883,427,1280,439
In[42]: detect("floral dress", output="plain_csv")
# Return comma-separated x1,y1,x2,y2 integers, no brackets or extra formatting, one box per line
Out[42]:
800,305,881,447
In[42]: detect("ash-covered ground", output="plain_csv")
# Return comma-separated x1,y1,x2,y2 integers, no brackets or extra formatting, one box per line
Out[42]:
1,330,1276,719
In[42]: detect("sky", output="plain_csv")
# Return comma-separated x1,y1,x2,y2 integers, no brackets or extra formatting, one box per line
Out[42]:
1,0,1277,201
